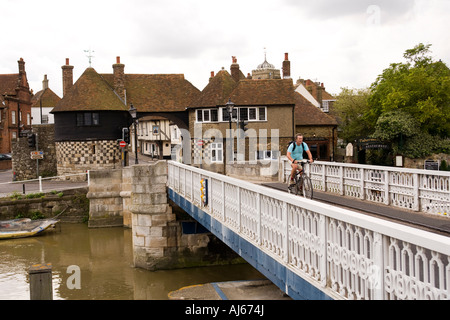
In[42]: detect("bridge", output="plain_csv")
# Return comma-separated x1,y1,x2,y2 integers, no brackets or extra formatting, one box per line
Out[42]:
167,160,450,300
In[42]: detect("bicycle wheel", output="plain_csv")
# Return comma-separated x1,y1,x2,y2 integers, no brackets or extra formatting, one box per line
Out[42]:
294,176,303,196
301,174,313,199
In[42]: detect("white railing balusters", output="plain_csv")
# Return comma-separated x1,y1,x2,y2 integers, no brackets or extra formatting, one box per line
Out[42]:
281,158,450,216
168,161,450,300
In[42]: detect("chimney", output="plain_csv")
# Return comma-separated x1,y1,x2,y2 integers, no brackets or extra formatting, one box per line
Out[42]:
62,58,74,97
282,53,291,79
18,58,25,74
17,58,29,89
230,56,240,82
113,56,125,101
42,75,49,90
209,71,215,82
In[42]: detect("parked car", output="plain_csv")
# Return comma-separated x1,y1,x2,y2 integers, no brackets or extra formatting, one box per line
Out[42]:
0,154,12,160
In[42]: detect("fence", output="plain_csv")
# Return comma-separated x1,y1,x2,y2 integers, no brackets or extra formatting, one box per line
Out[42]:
0,172,90,197
168,160,450,300
281,157,450,216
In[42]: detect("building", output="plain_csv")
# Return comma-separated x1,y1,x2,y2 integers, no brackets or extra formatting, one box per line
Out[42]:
31,75,60,124
294,91,338,161
187,53,339,176
51,58,131,177
0,58,33,153
187,56,296,174
138,115,172,159
51,57,199,176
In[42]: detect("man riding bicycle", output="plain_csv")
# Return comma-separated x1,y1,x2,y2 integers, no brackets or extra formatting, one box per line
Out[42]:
287,134,314,189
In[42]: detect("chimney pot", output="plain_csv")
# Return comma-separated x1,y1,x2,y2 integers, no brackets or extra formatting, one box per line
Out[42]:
65,58,69,65
285,53,289,60
116,56,121,64
211,71,214,77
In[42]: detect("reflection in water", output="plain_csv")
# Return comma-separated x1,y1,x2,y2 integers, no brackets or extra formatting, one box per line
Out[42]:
0,223,264,300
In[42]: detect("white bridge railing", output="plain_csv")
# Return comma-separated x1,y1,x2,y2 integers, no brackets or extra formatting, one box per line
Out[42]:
168,160,450,300
281,158,450,216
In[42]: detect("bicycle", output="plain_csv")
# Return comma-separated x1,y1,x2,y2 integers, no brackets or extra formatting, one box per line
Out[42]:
288,160,313,199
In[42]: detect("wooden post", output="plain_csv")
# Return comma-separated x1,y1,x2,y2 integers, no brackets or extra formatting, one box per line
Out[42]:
29,263,53,300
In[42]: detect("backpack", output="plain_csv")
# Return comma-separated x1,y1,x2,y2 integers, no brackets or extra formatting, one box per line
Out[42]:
288,141,308,159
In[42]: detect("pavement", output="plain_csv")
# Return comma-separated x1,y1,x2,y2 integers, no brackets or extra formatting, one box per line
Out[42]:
261,182,450,236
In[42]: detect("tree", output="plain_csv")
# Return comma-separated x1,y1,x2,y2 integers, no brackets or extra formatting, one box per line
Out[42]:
368,43,450,138
331,87,372,143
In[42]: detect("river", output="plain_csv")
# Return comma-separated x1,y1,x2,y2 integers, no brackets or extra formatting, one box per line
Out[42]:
0,223,264,300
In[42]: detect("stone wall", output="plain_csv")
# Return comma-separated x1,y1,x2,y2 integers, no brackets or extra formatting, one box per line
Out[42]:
86,169,124,228
226,161,279,182
404,153,450,170
0,187,89,223
12,124,57,180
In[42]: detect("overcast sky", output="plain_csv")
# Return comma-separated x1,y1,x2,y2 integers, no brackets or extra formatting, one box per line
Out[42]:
1,0,449,98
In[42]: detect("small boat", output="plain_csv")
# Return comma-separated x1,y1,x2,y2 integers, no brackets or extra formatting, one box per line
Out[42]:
0,218,59,240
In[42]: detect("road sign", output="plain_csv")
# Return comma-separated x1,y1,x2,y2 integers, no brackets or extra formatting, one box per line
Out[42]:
119,140,127,148
31,151,44,160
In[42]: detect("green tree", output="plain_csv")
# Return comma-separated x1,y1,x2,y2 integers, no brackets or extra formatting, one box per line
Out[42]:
368,43,450,138
331,87,372,143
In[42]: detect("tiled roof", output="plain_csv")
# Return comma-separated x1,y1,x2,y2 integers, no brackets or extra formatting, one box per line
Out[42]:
32,88,61,108
190,72,295,108
229,79,295,106
294,92,338,126
52,68,127,113
0,74,19,96
189,70,237,108
101,74,200,113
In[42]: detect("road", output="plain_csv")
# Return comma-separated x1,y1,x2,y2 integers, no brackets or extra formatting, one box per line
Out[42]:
0,169,88,197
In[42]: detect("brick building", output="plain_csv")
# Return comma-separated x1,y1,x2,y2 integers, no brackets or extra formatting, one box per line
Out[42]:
0,58,33,154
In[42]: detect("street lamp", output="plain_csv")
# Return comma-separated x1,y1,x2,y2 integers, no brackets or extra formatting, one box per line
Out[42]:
225,99,235,175
128,103,138,164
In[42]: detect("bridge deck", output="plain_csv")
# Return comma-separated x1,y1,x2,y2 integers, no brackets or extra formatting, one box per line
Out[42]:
262,182,450,236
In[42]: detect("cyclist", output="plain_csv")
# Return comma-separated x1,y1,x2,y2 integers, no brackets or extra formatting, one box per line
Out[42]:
287,134,314,189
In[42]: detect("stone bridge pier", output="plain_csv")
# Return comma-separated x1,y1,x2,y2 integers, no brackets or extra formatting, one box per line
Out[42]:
87,161,240,271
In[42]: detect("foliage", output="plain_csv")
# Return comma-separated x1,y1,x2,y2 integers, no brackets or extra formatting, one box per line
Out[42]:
368,43,450,138
331,87,372,143
335,43,450,159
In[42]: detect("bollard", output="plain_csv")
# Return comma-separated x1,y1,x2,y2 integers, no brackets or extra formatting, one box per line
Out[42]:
29,263,53,300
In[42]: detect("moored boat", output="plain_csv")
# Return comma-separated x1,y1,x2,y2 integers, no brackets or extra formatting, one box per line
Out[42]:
0,218,59,240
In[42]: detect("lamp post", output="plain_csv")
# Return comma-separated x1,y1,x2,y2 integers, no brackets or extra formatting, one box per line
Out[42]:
225,99,235,175
128,103,138,164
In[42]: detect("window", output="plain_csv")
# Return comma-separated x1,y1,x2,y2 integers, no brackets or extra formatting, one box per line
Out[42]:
27,113,31,125
239,108,248,121
11,111,16,125
259,107,266,121
249,108,257,120
77,113,100,126
210,143,223,163
256,150,279,160
196,109,219,123
237,107,267,122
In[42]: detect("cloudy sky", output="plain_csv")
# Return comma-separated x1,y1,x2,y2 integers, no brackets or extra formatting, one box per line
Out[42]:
0,0,449,97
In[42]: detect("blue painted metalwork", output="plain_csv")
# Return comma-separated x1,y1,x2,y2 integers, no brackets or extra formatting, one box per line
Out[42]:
169,188,333,300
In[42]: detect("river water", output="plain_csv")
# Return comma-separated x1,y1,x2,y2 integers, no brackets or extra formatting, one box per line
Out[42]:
0,223,264,300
